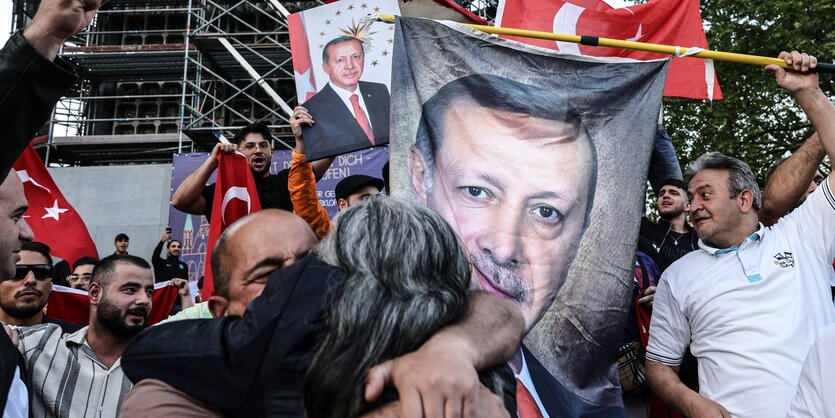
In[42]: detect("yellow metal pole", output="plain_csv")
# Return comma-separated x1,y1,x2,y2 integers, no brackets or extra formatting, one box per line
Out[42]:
376,14,834,73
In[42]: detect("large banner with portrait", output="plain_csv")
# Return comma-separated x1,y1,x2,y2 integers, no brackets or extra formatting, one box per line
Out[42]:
288,0,399,161
168,148,388,283
388,17,668,411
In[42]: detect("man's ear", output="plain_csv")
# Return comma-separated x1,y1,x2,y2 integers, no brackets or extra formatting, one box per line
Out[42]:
408,146,428,204
88,282,102,305
337,198,349,211
208,296,229,318
738,189,755,213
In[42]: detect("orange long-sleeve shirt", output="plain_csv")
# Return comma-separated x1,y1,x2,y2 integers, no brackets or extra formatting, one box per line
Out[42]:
288,151,334,238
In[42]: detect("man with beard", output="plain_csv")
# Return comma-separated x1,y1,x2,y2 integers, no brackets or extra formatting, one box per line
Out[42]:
640,178,699,270
151,229,188,283
4,254,153,418
172,122,331,221
0,242,80,333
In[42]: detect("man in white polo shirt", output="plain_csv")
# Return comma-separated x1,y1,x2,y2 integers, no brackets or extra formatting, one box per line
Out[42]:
646,50,835,418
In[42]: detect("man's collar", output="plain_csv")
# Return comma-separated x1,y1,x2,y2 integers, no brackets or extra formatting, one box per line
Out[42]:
698,223,765,255
328,81,361,100
65,325,90,346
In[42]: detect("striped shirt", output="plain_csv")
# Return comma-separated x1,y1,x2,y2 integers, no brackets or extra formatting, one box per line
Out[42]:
12,324,132,418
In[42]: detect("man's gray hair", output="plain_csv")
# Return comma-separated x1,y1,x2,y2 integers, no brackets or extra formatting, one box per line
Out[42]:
303,197,509,416
685,152,761,211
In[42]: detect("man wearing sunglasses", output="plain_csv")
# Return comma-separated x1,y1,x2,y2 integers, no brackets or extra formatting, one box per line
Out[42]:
0,242,80,333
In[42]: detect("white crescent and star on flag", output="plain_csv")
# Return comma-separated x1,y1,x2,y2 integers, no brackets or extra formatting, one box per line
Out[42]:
220,186,252,226
15,169,52,194
42,200,69,221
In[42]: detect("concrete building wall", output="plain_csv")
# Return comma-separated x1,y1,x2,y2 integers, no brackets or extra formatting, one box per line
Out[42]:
48,164,173,263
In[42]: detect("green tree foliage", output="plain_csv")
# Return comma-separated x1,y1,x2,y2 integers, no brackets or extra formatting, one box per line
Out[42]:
663,0,835,182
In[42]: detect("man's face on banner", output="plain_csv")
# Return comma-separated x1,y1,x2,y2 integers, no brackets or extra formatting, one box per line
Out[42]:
322,39,364,92
409,102,593,331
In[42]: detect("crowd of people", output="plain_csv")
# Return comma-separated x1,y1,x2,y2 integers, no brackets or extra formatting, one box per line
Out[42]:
1,1,834,418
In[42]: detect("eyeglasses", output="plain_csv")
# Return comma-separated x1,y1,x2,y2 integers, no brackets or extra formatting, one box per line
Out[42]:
241,141,271,151
68,273,92,283
14,264,53,281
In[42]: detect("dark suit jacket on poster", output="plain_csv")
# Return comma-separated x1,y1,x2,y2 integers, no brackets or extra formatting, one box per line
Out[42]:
522,345,627,417
302,81,390,161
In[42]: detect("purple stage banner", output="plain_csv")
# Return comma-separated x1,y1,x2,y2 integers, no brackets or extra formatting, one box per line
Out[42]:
168,147,389,282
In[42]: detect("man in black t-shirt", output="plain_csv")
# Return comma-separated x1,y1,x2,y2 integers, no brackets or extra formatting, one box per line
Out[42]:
173,123,331,222
639,178,699,270
151,229,189,283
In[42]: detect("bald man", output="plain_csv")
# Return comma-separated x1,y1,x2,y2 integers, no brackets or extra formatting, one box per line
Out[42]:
160,209,317,322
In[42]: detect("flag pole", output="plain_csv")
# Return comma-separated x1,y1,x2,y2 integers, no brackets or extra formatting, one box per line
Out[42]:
375,14,835,74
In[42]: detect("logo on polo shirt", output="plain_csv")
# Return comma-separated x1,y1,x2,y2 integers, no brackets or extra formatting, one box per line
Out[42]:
773,252,794,268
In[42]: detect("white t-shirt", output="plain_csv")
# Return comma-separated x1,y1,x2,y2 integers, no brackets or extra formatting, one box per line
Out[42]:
647,179,835,418
786,323,835,417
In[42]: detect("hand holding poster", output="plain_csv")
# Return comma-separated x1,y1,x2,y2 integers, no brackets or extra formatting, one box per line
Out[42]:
389,17,668,413
289,0,400,161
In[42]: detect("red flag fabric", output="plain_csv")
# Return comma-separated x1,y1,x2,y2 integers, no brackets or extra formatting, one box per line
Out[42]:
47,283,181,326
201,152,261,300
288,12,318,102
12,145,98,266
496,0,723,100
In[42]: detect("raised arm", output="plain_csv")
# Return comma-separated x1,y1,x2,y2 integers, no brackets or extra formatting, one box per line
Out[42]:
364,291,524,418
760,132,825,226
0,0,106,180
766,51,835,191
151,236,166,269
289,106,333,238
171,143,236,214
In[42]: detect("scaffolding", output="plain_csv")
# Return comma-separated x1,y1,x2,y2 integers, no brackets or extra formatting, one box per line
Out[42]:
10,0,495,165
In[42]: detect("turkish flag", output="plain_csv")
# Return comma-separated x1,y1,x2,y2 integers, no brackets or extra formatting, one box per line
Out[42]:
288,12,318,102
47,283,181,326
12,145,98,266
201,152,261,300
496,0,722,100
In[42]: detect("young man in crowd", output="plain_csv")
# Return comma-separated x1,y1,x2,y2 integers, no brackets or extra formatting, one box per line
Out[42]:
172,122,333,222
67,256,97,291
151,228,188,283
113,233,129,255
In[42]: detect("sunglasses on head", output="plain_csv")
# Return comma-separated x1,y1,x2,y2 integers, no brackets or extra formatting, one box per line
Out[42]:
14,264,53,281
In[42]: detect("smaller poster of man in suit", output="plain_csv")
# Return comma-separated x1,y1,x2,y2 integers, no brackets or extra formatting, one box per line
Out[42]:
300,36,391,161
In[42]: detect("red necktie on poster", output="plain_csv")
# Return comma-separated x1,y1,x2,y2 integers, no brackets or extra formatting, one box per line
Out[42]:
47,283,180,326
516,378,545,418
201,152,262,300
12,145,98,266
496,0,722,100
350,94,375,145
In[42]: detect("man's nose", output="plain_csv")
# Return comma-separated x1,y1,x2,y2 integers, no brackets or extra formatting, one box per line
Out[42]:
19,219,34,243
22,272,37,286
135,292,151,307
475,204,524,266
